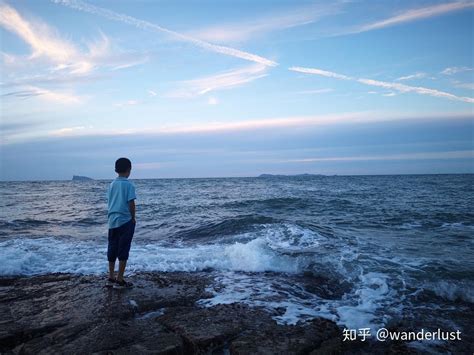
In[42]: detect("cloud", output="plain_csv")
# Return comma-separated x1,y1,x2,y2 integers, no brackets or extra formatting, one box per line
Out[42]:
152,112,370,134
167,63,268,98
52,0,277,67
1,71,108,88
2,53,148,89
0,3,148,96
25,111,471,139
441,66,473,75
284,150,474,162
0,3,78,63
1,89,43,99
0,3,101,75
290,66,474,103
396,72,428,81
7,111,373,141
192,3,343,43
351,1,474,34
1,85,81,104
2,110,472,147
148,90,157,97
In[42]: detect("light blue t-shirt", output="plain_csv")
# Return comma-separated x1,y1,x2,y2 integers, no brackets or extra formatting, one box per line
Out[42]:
107,177,136,229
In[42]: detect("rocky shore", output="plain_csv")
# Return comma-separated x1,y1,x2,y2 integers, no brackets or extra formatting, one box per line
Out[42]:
1,272,424,354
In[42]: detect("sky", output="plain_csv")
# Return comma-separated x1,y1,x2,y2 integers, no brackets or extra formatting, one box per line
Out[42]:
0,0,473,180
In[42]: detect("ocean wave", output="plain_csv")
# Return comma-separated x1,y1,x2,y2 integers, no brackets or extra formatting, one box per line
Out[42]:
423,280,474,304
176,215,276,240
0,223,324,276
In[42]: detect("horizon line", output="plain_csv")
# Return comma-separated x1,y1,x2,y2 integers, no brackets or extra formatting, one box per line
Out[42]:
1,172,473,183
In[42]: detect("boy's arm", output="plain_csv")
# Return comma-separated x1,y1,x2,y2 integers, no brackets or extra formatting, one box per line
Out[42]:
129,199,136,222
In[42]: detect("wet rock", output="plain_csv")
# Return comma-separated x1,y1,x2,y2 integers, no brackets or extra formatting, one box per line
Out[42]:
159,303,273,353
230,317,340,354
0,272,206,354
299,271,352,300
0,272,434,354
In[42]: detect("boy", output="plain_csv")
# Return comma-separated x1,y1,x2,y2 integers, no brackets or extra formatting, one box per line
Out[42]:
106,157,136,289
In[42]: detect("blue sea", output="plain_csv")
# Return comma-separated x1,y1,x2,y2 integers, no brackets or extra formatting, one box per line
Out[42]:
1,174,473,351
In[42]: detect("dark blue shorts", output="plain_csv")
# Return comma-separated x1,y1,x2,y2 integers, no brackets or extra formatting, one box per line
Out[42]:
107,219,135,261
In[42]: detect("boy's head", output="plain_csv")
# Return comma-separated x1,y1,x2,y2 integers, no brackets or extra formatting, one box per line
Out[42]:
115,157,132,177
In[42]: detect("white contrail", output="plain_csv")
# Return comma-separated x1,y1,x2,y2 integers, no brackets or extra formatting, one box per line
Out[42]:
289,66,352,80
357,78,474,103
51,0,277,67
355,1,474,33
289,66,474,104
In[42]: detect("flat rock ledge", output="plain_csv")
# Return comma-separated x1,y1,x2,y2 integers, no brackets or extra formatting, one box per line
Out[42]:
1,272,416,354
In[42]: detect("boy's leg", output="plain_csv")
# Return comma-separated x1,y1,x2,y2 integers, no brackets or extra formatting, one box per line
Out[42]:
116,220,135,282
107,228,119,279
108,261,116,280
117,260,127,282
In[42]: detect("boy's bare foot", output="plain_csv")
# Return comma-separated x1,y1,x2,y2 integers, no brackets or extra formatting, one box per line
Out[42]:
113,279,133,289
105,277,117,287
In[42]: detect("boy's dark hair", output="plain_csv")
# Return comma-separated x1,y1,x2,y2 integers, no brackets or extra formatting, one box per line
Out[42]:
115,157,132,173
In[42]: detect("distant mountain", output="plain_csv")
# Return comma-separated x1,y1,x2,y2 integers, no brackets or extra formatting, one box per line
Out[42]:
258,173,324,178
72,175,93,181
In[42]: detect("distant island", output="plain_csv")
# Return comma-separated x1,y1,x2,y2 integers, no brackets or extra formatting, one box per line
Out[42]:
258,173,324,178
72,175,93,181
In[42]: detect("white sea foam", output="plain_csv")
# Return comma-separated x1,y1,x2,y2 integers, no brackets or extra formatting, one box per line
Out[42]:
0,223,318,276
264,223,324,252
197,269,396,330
197,271,331,325
335,272,393,329
0,238,106,275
